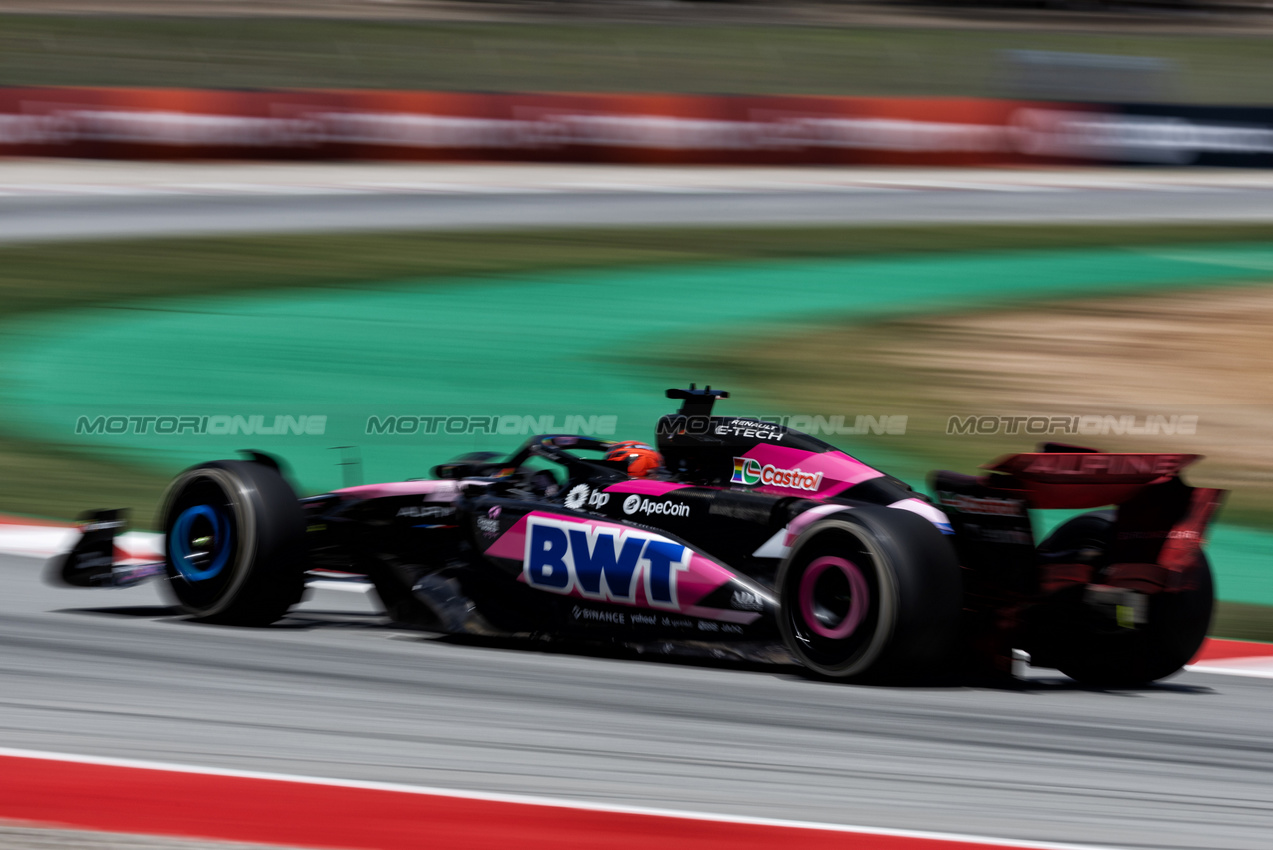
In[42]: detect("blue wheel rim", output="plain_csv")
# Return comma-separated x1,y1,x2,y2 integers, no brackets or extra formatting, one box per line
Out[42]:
170,504,231,582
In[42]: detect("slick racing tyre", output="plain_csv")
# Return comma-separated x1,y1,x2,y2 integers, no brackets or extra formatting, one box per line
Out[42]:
159,459,306,626
776,506,962,681
1033,511,1213,688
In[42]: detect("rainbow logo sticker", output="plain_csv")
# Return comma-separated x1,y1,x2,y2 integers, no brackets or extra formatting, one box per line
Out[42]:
731,457,762,486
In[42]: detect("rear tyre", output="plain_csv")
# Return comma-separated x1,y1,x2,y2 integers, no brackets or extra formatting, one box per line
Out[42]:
776,506,962,681
1033,511,1213,687
160,460,306,626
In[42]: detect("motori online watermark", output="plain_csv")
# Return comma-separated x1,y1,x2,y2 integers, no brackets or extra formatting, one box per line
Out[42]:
75,414,328,436
657,414,908,437
946,413,1199,437
68,411,911,439
365,414,619,436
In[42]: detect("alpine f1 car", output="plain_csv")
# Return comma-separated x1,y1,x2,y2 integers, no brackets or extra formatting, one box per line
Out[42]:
55,386,1224,686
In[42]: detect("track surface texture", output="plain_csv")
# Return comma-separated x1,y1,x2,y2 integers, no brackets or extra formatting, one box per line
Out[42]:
9,189,1273,244
2,553,1270,850
7,165,1273,242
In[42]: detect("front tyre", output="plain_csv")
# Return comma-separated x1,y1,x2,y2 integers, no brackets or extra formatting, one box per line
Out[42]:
777,507,961,680
160,460,306,626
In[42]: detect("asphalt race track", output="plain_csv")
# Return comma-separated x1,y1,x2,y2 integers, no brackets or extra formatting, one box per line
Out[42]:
4,170,1273,848
7,185,1273,243
2,553,1270,850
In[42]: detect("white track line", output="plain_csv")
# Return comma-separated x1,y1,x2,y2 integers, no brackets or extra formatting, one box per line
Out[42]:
1185,658,1273,679
0,525,161,561
0,526,77,558
0,745,1130,850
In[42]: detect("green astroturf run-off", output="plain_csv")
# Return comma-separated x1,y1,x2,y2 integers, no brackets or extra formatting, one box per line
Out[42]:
3,245,1273,603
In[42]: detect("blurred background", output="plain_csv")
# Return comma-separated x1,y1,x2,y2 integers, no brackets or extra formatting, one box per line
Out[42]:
3,0,1273,642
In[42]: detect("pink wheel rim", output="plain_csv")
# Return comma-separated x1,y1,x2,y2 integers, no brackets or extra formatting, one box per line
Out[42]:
798,556,869,640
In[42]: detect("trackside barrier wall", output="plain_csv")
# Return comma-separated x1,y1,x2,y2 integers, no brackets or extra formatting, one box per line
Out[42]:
2,88,1271,166
0,88,1077,165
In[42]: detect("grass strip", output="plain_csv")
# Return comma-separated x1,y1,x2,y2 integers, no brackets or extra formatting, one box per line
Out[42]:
11,223,1273,322
3,14,1273,103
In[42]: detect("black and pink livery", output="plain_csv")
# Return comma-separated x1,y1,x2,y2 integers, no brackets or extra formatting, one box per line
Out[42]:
57,387,1225,686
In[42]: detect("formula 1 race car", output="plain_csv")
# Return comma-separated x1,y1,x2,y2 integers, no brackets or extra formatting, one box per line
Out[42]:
55,386,1224,686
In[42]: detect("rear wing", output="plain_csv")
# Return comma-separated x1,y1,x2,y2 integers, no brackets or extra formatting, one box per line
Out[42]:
980,449,1201,510
930,445,1226,596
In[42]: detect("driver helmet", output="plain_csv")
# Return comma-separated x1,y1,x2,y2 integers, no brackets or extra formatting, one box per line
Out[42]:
605,441,663,478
